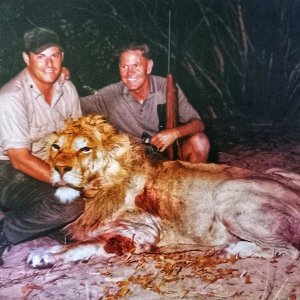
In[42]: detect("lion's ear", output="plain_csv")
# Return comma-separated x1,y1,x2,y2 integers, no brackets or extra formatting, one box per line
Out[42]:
46,132,59,143
109,134,131,158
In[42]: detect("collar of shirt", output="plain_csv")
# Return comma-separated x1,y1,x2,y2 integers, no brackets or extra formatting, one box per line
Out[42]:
24,69,63,106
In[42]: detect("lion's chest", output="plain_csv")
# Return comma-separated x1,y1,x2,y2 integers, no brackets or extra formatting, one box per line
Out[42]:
134,180,187,222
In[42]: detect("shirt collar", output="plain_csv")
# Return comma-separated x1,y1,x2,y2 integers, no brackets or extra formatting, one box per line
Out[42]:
24,69,40,98
24,68,63,102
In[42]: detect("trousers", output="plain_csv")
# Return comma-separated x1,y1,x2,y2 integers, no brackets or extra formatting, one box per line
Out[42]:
0,161,84,244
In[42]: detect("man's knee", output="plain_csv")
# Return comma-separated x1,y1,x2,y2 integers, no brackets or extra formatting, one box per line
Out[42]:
181,133,210,163
34,195,85,228
2,196,85,245
53,198,85,224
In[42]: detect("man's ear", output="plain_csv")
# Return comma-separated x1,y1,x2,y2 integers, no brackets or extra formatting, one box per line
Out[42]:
146,59,154,74
22,52,30,66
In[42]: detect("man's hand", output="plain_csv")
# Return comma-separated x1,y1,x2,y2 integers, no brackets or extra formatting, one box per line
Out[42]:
151,128,180,152
58,66,71,86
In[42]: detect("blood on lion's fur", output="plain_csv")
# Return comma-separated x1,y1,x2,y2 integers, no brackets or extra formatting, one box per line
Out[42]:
27,115,300,268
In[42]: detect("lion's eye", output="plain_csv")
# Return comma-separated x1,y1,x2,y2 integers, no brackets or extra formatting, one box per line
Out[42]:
80,146,92,153
52,143,60,151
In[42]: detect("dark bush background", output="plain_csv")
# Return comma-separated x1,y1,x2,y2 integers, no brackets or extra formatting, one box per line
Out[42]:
1,0,299,146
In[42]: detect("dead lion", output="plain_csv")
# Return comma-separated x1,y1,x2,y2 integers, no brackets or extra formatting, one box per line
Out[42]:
27,115,300,268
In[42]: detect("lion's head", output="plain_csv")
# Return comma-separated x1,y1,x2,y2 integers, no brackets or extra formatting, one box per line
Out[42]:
46,115,144,202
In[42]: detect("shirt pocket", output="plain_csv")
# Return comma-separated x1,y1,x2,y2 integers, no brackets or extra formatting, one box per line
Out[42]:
30,123,56,143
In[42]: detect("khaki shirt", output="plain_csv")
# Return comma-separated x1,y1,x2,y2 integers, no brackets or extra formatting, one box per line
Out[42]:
0,69,82,160
81,75,200,138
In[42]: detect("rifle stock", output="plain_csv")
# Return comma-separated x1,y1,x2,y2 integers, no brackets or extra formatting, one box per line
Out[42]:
166,73,182,160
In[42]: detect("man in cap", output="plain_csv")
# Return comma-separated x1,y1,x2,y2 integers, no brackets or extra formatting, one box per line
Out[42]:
0,27,83,265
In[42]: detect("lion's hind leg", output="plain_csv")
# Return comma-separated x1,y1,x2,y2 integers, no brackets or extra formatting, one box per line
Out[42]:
214,178,300,259
225,241,275,258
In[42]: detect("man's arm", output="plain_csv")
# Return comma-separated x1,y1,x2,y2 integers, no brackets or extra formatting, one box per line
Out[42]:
80,93,103,115
7,148,51,183
80,89,112,117
176,118,205,138
151,118,204,152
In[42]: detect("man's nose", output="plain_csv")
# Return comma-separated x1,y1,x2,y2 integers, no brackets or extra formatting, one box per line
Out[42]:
45,57,54,67
127,66,135,75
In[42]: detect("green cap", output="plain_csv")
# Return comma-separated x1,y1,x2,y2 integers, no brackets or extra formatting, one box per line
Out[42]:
23,27,63,53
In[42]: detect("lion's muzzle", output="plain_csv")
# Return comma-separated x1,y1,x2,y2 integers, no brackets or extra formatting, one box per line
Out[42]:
54,165,73,176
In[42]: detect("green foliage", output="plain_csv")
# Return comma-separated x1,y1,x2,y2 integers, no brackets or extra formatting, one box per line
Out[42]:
243,0,300,121
59,18,121,95
0,1,25,84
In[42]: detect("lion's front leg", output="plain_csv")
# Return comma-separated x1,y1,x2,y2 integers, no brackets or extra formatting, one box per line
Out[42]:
27,245,66,268
27,235,131,268
27,213,160,268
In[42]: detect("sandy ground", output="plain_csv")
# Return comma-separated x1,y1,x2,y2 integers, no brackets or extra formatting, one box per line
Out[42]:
0,138,299,300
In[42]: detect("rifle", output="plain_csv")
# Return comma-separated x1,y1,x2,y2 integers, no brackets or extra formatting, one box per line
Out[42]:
156,11,181,160
165,73,182,160
143,11,181,160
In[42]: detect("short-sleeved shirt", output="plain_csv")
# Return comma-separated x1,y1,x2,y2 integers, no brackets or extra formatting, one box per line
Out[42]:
0,68,82,160
80,75,200,138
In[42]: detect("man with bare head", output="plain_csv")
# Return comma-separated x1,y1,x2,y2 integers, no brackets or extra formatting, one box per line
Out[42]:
81,43,210,163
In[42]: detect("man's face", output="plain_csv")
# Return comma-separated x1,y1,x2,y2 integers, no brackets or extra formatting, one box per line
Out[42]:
23,46,64,86
119,50,153,92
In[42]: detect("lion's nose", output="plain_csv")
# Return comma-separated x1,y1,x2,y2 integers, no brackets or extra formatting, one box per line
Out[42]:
54,165,73,176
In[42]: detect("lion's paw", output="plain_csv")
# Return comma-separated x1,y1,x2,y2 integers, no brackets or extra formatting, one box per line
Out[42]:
226,241,274,259
27,246,62,268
